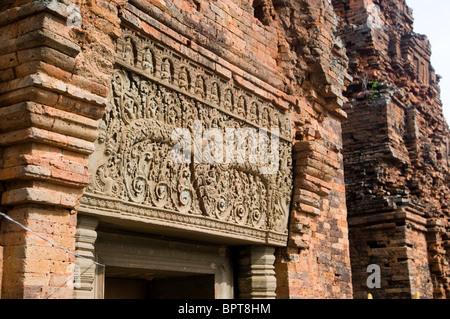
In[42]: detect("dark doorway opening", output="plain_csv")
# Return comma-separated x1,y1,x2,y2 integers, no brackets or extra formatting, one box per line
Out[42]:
104,266,215,299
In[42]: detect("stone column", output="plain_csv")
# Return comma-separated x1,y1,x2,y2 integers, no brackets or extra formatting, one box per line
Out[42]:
73,215,99,299
238,246,277,299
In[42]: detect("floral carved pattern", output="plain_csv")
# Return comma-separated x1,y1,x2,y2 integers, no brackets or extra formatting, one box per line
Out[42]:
83,28,293,244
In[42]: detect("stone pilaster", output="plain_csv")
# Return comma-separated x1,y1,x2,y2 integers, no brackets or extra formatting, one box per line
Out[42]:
238,246,277,299
73,215,98,299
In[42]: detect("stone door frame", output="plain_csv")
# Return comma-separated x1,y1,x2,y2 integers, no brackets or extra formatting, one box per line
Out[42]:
95,228,234,299
74,214,278,299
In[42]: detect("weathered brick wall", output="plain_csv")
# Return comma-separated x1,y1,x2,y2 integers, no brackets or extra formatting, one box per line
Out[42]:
0,0,354,299
0,0,121,298
4,0,447,300
117,0,353,299
267,0,353,298
333,0,450,298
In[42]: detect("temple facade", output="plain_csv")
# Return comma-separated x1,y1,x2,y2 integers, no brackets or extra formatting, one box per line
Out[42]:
0,0,448,299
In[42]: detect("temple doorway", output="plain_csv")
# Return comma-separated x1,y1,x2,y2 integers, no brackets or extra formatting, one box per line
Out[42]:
104,267,215,299
95,229,234,299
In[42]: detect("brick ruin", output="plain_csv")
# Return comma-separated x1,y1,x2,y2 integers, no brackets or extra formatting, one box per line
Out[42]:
0,0,448,299
332,0,450,299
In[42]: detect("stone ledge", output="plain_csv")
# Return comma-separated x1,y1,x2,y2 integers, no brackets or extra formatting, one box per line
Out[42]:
0,101,99,142
0,72,107,107
294,157,339,177
0,0,75,27
1,187,81,208
0,86,106,120
0,127,95,154
348,210,428,231
0,27,81,57
0,163,90,188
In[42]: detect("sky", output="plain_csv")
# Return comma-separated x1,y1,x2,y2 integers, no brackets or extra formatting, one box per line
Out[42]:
406,0,450,126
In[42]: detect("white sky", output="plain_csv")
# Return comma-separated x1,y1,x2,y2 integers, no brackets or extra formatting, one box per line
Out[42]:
406,0,450,126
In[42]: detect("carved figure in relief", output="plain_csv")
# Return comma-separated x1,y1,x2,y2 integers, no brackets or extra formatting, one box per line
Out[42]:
248,174,257,201
142,47,154,73
164,92,181,126
224,89,233,111
161,58,172,82
154,88,164,121
275,113,288,136
178,67,189,91
237,96,246,117
123,37,134,65
139,80,151,119
272,111,280,129
261,107,270,127
166,100,180,126
195,75,205,98
209,108,220,129
211,82,220,104
112,71,124,96
181,97,195,129
249,101,258,123
94,155,123,198
256,176,267,209
175,166,194,213
143,83,157,119
122,80,139,124
194,164,217,218
89,32,293,235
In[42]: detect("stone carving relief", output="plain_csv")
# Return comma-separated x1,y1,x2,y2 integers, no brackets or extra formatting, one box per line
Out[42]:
83,28,293,244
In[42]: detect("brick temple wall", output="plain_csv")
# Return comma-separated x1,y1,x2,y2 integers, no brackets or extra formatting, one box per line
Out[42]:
2,0,447,300
0,0,120,298
0,0,353,298
332,0,450,299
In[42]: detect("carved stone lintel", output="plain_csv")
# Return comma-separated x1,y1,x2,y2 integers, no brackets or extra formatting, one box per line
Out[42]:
73,215,99,299
238,246,277,299
82,27,293,245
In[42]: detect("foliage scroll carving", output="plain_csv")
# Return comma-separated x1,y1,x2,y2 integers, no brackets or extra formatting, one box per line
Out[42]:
81,28,293,245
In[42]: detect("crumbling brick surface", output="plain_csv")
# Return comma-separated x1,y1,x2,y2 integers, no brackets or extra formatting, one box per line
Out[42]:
333,0,450,299
116,0,353,299
0,0,447,300
0,0,354,299
0,0,120,298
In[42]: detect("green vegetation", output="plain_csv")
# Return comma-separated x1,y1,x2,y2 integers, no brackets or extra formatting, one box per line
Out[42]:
368,80,380,101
